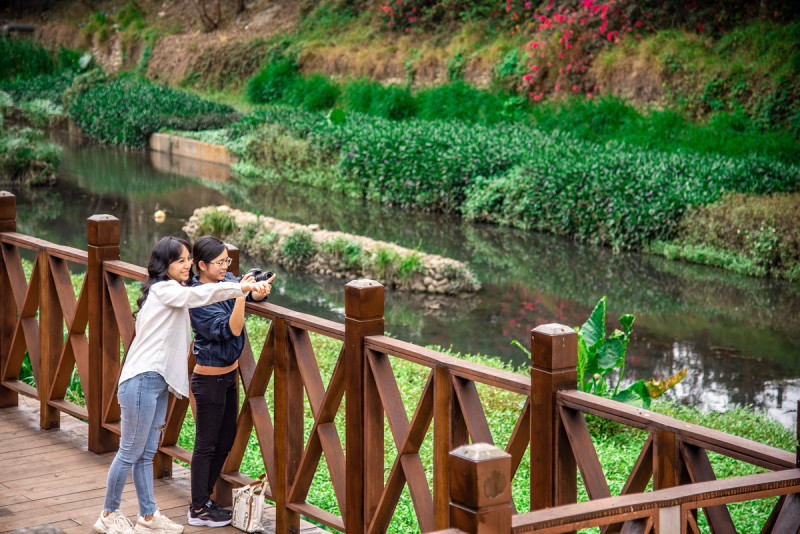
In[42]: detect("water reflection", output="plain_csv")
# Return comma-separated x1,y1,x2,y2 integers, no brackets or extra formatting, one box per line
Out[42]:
7,134,799,428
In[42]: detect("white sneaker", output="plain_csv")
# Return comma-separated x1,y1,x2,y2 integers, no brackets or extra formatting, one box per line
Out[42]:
93,510,135,534
134,508,184,534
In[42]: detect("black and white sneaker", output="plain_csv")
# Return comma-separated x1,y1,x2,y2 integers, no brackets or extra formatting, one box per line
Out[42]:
187,502,232,527
206,500,232,519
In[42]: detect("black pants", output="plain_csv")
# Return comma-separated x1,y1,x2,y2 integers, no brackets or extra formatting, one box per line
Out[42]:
190,370,238,510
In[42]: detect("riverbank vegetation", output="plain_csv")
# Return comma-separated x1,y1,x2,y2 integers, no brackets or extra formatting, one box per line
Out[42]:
0,91,61,185
0,2,798,280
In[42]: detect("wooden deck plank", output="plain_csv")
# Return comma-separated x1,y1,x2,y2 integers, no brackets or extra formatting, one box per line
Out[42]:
0,395,328,534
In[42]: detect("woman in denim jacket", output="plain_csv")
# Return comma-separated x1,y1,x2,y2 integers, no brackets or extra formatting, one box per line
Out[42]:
187,236,273,527
94,237,270,534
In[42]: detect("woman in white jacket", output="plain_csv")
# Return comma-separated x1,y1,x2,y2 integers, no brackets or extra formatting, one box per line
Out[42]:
94,237,271,534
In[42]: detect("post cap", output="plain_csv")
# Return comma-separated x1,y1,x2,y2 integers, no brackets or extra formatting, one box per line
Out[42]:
531,323,577,370
451,443,511,462
87,215,120,246
0,191,16,221
449,442,511,508
344,279,384,320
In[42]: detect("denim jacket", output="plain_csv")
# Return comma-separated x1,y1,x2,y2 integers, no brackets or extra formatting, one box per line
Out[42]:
189,272,264,367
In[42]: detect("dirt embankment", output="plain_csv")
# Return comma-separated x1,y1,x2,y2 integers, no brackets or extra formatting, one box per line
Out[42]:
5,0,662,104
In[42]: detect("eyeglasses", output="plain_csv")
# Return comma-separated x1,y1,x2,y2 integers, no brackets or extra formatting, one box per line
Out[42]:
208,257,233,268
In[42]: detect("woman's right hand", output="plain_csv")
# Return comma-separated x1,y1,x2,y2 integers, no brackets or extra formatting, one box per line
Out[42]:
240,275,274,297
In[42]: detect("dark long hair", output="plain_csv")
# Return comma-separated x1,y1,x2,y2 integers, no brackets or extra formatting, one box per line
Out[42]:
135,236,191,315
192,235,227,269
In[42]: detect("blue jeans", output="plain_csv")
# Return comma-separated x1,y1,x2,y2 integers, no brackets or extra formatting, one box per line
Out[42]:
103,371,169,516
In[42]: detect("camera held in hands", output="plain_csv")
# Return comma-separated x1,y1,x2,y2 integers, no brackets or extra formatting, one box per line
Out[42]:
239,268,274,283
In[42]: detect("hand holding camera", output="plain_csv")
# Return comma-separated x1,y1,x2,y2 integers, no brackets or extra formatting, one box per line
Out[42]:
239,268,276,299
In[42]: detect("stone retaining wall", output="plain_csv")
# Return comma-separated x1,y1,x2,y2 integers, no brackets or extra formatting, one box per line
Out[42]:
183,206,481,296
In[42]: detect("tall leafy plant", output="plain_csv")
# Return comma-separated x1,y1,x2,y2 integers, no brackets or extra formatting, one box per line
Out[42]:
576,296,685,408
576,296,642,403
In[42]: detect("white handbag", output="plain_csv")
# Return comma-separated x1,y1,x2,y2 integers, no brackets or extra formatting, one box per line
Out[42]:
231,474,267,533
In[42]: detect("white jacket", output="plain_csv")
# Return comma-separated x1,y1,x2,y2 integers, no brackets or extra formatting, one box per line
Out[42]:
118,279,245,398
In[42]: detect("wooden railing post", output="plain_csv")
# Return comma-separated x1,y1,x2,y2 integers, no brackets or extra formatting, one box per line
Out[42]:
87,214,120,454
38,244,62,430
530,323,577,511
449,443,512,534
0,191,17,408
654,429,682,491
345,279,385,534
274,314,301,534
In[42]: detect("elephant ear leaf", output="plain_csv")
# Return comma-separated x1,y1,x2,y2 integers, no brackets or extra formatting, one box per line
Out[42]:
612,380,651,408
646,369,688,399
597,331,626,369
579,296,607,351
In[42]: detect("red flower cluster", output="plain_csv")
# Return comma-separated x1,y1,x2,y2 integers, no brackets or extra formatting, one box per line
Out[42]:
377,0,421,33
503,0,651,100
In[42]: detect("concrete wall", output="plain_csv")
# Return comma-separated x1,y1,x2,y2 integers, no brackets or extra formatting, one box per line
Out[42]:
148,133,235,166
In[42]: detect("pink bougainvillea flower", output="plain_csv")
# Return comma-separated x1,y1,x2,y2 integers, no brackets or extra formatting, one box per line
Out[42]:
587,92,593,98
572,85,577,91
555,85,560,90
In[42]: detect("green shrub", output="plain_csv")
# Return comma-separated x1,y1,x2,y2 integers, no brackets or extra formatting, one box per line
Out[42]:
81,10,112,46
649,192,800,280
282,230,316,267
0,90,13,111
246,57,301,104
0,127,61,185
342,78,381,114
397,251,424,282
368,84,417,120
322,236,363,269
367,245,399,281
19,99,65,127
197,208,238,237
69,77,239,147
0,38,57,81
0,72,75,106
291,73,340,111
531,94,799,164
416,81,525,124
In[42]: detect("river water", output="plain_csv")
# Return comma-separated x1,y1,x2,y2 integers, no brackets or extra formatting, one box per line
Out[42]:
7,134,800,427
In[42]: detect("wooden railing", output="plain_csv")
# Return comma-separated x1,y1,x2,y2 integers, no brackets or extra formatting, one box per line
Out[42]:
0,190,798,534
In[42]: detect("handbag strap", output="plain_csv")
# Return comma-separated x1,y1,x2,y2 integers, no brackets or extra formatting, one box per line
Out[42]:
241,473,267,496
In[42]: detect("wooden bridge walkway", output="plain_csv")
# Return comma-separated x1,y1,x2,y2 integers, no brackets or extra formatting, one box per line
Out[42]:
0,397,325,534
